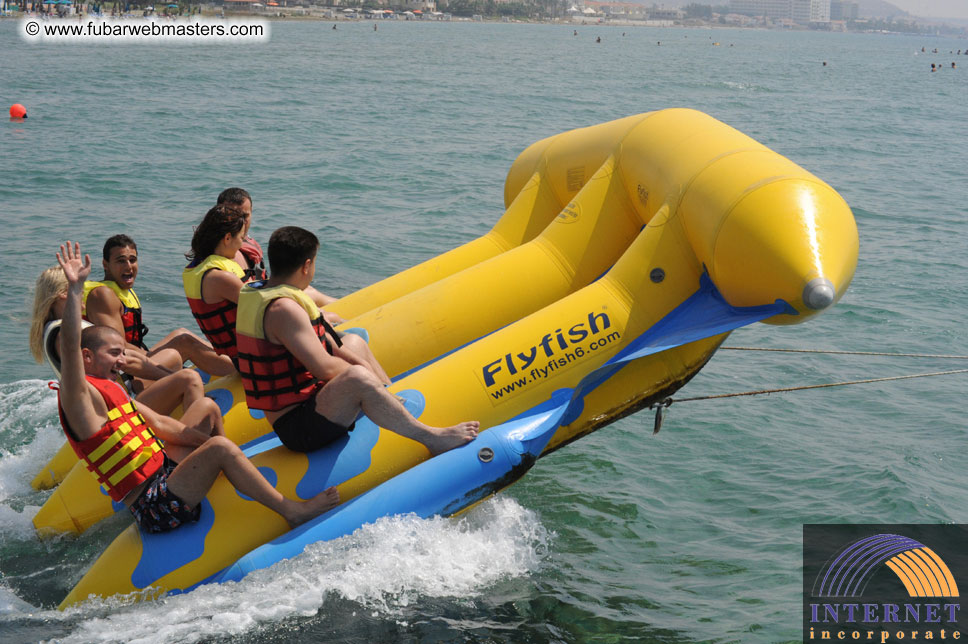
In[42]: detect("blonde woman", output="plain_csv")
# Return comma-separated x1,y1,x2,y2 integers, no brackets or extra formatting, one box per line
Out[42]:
29,266,69,365
30,266,208,418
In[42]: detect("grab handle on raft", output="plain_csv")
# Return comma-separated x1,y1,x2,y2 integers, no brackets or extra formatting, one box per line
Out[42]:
649,398,672,435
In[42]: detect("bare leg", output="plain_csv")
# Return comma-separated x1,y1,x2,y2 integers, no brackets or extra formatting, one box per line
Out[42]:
133,369,205,415
163,443,195,465
149,329,236,377
333,333,391,386
165,437,340,528
147,347,185,372
126,346,185,398
314,365,478,455
153,397,224,464
181,396,225,438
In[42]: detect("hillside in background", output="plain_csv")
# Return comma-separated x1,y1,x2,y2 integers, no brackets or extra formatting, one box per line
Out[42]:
854,0,910,18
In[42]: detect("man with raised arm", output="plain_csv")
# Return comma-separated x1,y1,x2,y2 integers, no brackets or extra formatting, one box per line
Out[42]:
236,226,480,454
54,240,338,533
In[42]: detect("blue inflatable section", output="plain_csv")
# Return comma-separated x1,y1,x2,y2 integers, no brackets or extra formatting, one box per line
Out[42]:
131,497,217,589
204,407,566,587
295,389,425,500
195,275,790,590
206,388,234,416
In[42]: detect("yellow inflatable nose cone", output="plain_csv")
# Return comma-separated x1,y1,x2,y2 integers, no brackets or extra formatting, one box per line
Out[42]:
678,143,858,325
708,178,858,324
803,277,836,311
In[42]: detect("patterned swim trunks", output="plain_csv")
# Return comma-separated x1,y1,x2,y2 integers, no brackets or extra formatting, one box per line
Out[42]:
128,456,201,533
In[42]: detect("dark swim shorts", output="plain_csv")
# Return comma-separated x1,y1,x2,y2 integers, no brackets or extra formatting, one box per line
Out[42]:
273,397,355,453
128,456,201,534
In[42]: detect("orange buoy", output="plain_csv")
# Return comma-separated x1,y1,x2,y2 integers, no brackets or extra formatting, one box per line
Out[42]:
9,104,27,119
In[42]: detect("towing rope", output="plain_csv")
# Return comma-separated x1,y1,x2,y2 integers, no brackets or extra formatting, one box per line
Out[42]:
669,368,968,404
721,346,968,360
647,347,968,434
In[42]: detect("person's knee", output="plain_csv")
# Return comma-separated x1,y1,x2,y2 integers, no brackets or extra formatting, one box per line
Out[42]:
205,435,238,457
167,330,201,352
341,333,366,351
190,395,220,418
171,330,192,350
343,364,381,390
178,369,203,387
205,395,220,414
348,363,375,380
154,347,184,370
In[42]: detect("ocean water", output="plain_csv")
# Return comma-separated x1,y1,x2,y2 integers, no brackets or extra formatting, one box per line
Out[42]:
1,19,966,643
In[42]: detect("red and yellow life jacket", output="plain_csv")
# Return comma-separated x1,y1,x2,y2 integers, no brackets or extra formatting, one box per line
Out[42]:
182,255,247,359
55,375,165,503
239,237,267,282
236,283,333,412
82,280,148,350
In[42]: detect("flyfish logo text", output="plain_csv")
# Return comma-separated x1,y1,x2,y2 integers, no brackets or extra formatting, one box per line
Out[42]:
480,311,620,403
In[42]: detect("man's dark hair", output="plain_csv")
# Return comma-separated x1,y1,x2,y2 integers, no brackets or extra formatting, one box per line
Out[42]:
268,226,319,278
103,234,137,261
81,325,123,353
217,187,252,208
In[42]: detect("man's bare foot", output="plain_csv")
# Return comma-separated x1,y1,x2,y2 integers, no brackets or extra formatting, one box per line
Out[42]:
285,486,340,528
423,421,479,456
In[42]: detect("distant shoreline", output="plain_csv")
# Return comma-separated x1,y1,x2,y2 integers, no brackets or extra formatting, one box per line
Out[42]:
3,10,966,36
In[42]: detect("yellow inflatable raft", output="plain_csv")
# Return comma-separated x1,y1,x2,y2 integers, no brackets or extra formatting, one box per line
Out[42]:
55,109,857,607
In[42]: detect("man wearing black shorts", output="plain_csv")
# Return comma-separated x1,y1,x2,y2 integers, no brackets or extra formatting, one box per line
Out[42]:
235,226,480,456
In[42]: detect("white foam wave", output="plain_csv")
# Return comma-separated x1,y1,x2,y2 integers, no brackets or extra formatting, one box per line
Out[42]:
0,503,42,540
0,427,63,502
0,381,63,539
0,583,36,616
0,379,59,436
0,380,63,490
54,497,550,644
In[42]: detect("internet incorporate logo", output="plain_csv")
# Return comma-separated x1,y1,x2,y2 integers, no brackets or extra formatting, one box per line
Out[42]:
803,526,964,643
815,534,959,599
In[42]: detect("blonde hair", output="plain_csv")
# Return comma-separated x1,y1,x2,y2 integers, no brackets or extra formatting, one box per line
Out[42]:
29,266,68,363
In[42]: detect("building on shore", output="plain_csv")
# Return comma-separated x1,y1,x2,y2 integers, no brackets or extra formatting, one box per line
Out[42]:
729,0,830,24
579,1,684,22
223,0,261,11
829,0,858,21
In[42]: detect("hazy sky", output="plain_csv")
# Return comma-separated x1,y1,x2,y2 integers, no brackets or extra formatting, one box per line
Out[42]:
889,0,968,19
